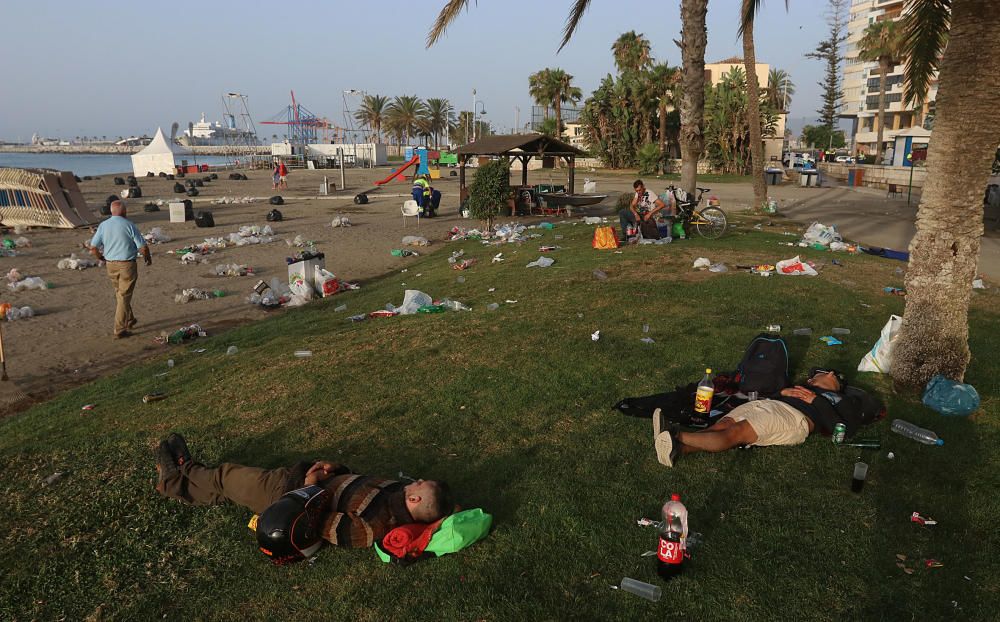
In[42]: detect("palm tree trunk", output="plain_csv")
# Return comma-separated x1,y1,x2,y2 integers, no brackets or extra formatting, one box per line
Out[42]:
658,100,668,172
555,100,562,139
875,58,889,163
742,0,767,212
679,0,709,195
892,0,1000,386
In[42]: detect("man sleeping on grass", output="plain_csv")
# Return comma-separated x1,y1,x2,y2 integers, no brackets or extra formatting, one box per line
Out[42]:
154,433,458,564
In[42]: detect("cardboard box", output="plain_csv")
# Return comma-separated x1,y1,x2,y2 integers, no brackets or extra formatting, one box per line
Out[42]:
168,201,188,223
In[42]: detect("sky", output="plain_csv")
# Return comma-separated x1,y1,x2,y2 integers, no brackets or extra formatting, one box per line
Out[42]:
0,0,838,142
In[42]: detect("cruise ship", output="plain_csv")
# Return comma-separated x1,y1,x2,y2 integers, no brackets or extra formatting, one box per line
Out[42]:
177,113,259,147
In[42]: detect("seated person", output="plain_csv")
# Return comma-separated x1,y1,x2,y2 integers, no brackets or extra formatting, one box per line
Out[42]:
155,433,454,549
620,179,671,242
653,368,881,467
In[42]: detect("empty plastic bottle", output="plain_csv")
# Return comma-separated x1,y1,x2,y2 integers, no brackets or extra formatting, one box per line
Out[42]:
456,276,466,284
167,359,175,368
890,419,944,446
226,345,238,356
486,303,500,311
831,327,851,335
793,328,813,336
592,269,608,281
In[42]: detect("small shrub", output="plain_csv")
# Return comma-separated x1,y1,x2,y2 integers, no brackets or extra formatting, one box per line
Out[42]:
466,158,512,229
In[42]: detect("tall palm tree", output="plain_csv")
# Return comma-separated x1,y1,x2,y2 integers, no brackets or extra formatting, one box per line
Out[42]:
611,31,652,74
354,94,389,144
385,95,428,146
740,0,767,212
548,68,582,137
424,98,455,148
892,0,999,387
528,68,555,118
766,68,795,111
859,19,904,163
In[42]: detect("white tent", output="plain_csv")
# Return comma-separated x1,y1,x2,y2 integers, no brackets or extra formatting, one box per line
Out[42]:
131,127,178,176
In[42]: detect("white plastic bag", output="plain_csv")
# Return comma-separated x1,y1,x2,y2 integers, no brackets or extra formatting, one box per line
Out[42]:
858,314,902,373
802,222,841,247
526,256,555,268
776,256,818,276
289,278,315,301
692,257,711,270
402,235,430,247
397,289,432,314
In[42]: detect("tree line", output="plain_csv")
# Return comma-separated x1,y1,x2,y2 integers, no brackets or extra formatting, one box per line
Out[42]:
352,95,492,148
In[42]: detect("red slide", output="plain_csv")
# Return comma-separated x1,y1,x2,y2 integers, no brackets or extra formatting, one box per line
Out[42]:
375,155,420,185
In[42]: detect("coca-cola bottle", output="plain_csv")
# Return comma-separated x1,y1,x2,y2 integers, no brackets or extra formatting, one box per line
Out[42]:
657,493,688,580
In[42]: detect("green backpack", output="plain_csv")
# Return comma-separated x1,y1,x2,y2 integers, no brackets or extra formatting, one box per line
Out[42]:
375,508,492,564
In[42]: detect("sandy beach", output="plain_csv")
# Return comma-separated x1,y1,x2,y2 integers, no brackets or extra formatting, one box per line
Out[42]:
0,166,491,409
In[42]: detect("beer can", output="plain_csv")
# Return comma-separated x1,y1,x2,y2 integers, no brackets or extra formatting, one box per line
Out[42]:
766,324,782,333
833,423,847,444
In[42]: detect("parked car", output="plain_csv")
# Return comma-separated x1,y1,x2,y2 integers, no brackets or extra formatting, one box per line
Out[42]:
834,155,855,164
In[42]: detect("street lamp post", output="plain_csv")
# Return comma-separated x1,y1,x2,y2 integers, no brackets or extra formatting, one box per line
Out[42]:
474,101,487,142
471,89,476,143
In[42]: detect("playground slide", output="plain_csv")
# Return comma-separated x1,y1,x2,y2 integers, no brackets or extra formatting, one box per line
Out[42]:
374,155,420,185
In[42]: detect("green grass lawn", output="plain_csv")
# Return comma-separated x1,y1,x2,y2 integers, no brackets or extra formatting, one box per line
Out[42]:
2,217,998,621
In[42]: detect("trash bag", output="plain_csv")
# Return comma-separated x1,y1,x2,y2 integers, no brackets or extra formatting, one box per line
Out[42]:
176,172,186,178
113,177,125,186
210,173,218,180
126,175,137,185
186,188,199,197
269,196,284,206
146,171,155,177
122,185,142,198
166,174,175,180
173,183,186,193
101,195,119,215
922,375,980,416
194,179,204,187
397,289,432,315
776,256,818,276
802,222,841,247
195,211,215,228
354,193,369,205
229,173,241,180
143,202,160,212
265,208,283,222
74,175,82,182
858,315,902,373
159,172,168,178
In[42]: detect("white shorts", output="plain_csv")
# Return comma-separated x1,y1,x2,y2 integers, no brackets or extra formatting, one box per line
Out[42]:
722,400,811,446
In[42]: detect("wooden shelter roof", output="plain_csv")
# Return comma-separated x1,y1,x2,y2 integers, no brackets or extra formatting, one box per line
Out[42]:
454,133,586,157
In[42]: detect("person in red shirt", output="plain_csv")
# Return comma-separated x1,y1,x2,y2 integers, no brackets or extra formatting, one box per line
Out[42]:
278,160,289,190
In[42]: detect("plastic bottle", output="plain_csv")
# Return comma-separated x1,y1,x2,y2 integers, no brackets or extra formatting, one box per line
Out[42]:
890,419,944,446
657,493,689,580
486,303,500,311
592,269,608,281
620,578,661,602
831,327,851,335
167,359,175,368
792,328,813,336
694,368,714,414
226,345,238,355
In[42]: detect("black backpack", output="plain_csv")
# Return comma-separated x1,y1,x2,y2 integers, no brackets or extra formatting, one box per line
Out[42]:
734,334,789,396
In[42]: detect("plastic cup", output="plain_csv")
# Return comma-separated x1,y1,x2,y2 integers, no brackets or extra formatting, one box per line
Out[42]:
620,578,661,602
852,461,868,493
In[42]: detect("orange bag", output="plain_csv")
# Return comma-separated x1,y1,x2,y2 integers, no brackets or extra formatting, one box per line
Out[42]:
592,226,619,250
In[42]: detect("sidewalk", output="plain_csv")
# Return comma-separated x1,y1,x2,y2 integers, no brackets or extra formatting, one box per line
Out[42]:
772,182,1000,282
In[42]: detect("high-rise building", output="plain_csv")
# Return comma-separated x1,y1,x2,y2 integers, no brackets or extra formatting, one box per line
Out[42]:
841,0,938,160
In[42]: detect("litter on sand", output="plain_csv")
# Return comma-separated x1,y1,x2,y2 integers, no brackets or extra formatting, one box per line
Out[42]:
57,253,99,270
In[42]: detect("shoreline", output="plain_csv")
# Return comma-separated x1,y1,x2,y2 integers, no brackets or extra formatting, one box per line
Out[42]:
0,144,271,155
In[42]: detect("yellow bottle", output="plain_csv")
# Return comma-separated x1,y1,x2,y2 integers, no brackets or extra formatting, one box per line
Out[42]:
694,368,714,413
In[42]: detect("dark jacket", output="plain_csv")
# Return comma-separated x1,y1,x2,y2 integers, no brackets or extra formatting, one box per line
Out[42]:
317,466,414,548
777,385,884,438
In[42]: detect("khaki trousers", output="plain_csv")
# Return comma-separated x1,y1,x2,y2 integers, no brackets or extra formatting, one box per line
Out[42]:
106,260,137,335
159,462,309,514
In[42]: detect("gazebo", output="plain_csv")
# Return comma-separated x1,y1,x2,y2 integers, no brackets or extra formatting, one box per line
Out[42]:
454,133,588,201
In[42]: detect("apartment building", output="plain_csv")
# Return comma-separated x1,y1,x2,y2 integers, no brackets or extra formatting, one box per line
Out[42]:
841,0,938,158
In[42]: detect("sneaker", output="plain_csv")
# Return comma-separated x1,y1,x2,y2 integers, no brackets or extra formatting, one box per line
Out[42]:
166,433,191,467
155,440,178,491
652,408,679,439
654,430,680,468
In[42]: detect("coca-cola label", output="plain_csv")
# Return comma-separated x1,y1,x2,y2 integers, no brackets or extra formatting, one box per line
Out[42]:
657,535,682,564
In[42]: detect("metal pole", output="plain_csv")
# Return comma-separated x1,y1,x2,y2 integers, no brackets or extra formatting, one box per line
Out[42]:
515,106,520,133
338,148,345,190
471,89,476,143
907,153,914,205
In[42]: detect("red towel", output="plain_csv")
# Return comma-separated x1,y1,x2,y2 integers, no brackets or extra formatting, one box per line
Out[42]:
381,520,442,559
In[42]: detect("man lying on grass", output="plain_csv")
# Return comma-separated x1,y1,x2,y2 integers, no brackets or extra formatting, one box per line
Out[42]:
653,368,884,467
155,433,454,559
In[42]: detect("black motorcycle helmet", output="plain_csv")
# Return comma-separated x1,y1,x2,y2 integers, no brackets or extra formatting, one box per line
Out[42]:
256,485,329,564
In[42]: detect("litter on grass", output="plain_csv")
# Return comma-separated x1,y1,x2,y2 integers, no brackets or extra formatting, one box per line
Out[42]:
693,257,711,270
402,235,430,247
526,256,555,268
776,256,818,276
8,276,48,291
175,288,215,304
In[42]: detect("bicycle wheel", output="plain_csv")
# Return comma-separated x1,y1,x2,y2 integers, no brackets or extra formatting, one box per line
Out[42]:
695,207,727,239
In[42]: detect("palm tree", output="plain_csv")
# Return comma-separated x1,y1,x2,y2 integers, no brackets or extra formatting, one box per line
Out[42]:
740,0,767,212
859,20,904,163
767,68,795,111
891,0,999,387
611,31,652,74
424,98,455,148
426,0,708,195
548,68,582,137
354,94,389,144
528,68,555,118
385,95,428,146
648,63,680,166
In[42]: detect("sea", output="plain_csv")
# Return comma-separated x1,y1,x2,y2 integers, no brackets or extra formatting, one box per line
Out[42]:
0,153,234,177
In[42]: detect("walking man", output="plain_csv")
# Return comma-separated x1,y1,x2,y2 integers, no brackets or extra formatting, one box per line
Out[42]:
89,200,151,338
278,159,289,190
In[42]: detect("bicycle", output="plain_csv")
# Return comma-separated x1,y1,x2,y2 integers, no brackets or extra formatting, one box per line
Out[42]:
664,185,728,239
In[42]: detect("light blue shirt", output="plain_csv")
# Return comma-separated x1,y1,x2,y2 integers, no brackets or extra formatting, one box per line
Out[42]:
90,216,147,261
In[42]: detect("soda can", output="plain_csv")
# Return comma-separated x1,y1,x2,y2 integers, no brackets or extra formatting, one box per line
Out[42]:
832,423,847,444
766,324,781,333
